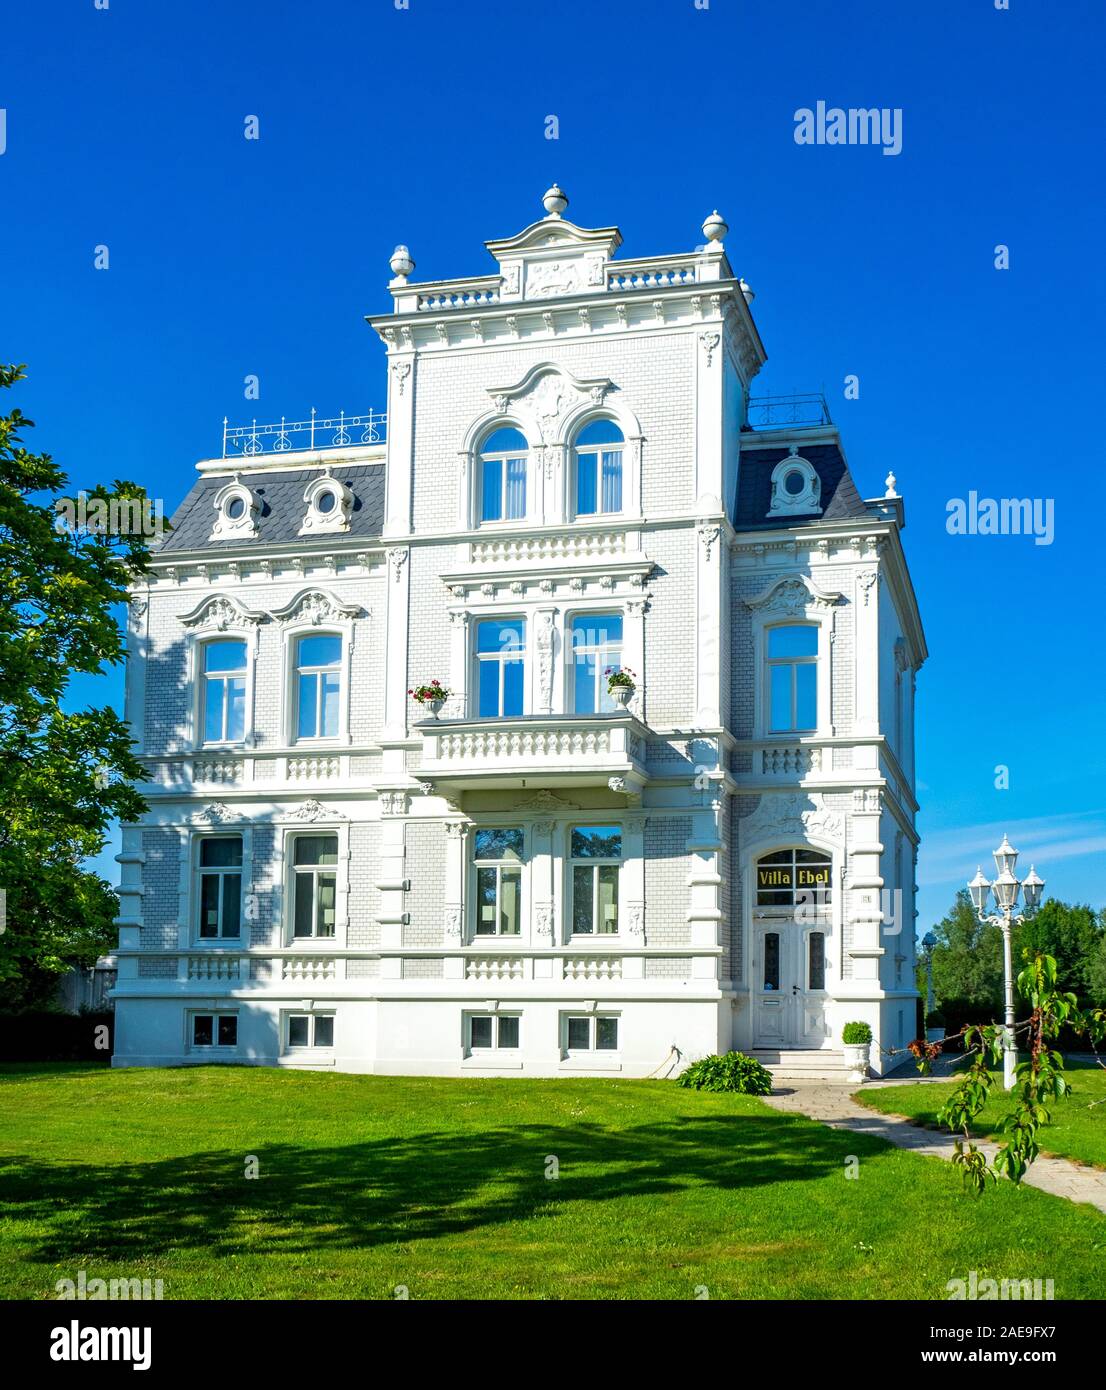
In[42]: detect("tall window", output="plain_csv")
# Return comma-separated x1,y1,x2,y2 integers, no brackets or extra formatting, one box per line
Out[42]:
197,835,242,939
475,618,525,717
202,639,247,743
571,825,621,935
296,634,342,739
291,834,338,938
473,828,523,936
574,419,624,516
569,613,623,713
479,427,528,522
766,625,818,732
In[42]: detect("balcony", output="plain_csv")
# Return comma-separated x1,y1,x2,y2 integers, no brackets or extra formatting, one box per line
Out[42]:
745,392,832,432
221,407,386,459
415,713,649,793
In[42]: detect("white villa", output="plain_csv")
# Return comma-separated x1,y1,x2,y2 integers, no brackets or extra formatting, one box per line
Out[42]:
111,187,926,1079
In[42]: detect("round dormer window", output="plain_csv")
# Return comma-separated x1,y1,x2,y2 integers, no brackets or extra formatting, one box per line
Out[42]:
767,450,822,519
299,473,353,535
226,496,246,519
316,490,336,515
783,469,805,496
210,478,260,540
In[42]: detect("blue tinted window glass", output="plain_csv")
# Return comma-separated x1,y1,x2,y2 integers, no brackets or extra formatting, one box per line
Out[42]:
204,680,225,742
505,455,526,519
297,634,341,667
600,450,622,512
576,419,624,447
204,640,246,673
481,427,528,455
481,456,502,521
795,662,817,729
477,619,524,653
298,672,318,737
574,651,597,714
768,625,817,658
226,678,246,741
769,665,792,732
502,655,524,716
321,673,341,736
573,614,622,648
576,454,597,515
478,660,500,717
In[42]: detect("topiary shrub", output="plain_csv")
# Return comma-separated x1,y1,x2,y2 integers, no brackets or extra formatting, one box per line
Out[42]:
676,1051,773,1095
842,1021,872,1045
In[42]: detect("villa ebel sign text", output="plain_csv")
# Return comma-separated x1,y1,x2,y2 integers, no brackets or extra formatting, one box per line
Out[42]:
756,863,831,893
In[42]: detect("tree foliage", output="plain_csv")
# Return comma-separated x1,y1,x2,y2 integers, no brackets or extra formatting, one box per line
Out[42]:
0,364,158,1008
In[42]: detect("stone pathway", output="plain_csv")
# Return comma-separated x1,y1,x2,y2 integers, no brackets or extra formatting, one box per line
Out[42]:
762,1079,1106,1214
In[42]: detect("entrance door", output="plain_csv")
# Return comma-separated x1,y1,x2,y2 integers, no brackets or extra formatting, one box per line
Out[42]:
753,923,829,1048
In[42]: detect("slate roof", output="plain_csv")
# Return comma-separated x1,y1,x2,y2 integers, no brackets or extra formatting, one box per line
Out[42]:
733,443,871,531
157,463,386,552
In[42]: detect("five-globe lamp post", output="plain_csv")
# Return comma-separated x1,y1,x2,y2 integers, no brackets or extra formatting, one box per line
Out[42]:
967,836,1045,1090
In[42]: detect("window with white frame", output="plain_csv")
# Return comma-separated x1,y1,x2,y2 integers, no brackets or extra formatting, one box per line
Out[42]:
479,427,528,523
201,638,247,743
570,825,621,935
473,828,523,936
565,1014,619,1052
755,848,832,912
197,835,243,939
290,833,338,938
295,633,342,739
466,1013,520,1052
190,1013,238,1049
568,613,623,713
766,624,818,732
573,419,624,516
286,1013,335,1049
474,617,525,718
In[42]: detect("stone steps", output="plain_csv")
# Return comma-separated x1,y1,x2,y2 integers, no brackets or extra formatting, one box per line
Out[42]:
753,1049,858,1082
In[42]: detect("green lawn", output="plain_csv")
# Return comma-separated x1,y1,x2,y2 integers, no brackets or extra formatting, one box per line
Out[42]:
1,1064,1104,1300
856,1059,1106,1171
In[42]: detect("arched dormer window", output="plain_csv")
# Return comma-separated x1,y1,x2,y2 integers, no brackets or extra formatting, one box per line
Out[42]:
210,477,260,541
299,473,353,536
573,419,623,517
479,427,528,523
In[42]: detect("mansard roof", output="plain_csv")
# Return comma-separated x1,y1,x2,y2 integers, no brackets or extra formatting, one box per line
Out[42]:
157,462,385,552
734,442,872,530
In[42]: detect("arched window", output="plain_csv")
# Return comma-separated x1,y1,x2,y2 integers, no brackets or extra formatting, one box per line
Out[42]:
295,633,342,739
755,849,832,910
479,427,528,523
574,419,623,517
201,639,247,743
766,624,818,732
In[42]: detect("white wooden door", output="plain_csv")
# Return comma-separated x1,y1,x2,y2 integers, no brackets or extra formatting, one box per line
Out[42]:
753,924,829,1048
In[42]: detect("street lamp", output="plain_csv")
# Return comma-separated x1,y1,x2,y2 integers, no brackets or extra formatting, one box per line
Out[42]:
922,930,937,1020
967,836,1045,1090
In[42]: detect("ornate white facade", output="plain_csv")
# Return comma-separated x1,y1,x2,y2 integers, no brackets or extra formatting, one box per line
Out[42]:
112,189,926,1079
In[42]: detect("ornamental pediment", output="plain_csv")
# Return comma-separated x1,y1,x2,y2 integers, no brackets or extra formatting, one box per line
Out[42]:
268,588,364,625
178,593,268,630
743,574,842,613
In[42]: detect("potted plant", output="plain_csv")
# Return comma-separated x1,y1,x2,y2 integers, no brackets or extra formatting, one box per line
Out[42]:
925,1009,946,1044
409,680,451,718
841,1020,872,1082
605,666,637,708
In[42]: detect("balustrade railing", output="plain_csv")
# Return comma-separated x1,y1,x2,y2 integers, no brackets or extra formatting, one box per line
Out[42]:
222,408,386,458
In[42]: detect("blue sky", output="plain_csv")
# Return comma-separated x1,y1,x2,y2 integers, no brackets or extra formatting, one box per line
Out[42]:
2,0,1104,934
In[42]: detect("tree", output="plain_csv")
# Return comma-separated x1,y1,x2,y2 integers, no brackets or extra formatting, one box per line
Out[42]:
1015,898,1103,1001
919,890,1004,1007
0,364,159,1009
1087,919,1106,1007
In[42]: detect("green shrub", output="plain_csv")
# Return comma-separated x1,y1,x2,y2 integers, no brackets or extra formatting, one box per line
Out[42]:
676,1051,772,1095
925,1009,946,1029
842,1021,872,1045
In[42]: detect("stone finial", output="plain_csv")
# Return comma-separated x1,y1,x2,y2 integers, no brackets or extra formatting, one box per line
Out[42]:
739,276,755,304
884,471,899,498
389,244,415,280
702,210,728,244
542,184,568,218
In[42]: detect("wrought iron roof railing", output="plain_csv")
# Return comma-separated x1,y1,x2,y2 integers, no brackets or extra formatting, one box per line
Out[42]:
222,408,387,459
746,392,832,430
